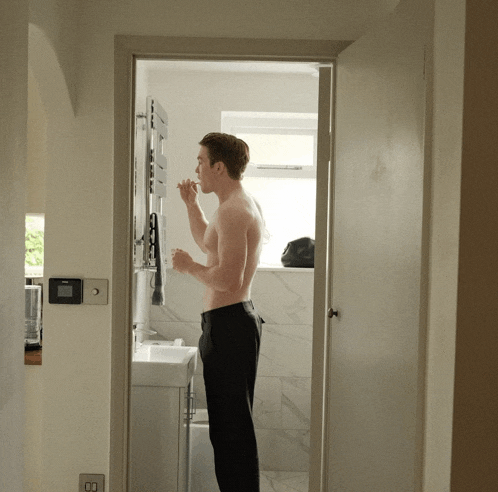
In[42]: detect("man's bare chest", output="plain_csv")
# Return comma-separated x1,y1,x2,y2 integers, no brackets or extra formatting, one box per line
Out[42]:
203,222,218,255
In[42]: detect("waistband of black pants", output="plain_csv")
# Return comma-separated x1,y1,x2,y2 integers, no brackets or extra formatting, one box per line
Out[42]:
201,300,256,322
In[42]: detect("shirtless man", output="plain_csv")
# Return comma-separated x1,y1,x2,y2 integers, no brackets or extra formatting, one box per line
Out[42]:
172,133,264,492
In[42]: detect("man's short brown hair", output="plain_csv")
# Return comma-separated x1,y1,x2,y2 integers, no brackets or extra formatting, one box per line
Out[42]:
199,132,249,180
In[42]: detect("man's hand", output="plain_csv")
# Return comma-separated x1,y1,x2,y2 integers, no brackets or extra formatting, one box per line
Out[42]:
177,179,199,207
176,178,208,253
171,248,195,273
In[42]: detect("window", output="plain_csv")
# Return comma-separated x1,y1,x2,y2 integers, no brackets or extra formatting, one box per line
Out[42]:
222,112,317,179
222,112,317,268
25,214,45,277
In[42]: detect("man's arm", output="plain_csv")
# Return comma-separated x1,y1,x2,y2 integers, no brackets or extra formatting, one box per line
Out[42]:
172,206,248,292
177,180,208,253
186,201,209,253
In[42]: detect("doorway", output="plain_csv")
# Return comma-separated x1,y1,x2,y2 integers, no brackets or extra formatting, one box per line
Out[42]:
112,36,340,492
132,59,323,491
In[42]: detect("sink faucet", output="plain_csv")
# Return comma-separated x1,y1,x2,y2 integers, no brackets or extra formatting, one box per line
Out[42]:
132,324,157,352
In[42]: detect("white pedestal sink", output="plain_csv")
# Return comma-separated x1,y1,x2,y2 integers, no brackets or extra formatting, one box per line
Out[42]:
131,340,197,491
132,340,198,387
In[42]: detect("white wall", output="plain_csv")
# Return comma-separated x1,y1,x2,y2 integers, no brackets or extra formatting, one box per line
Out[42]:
0,1,28,491
25,18,112,491
27,68,48,213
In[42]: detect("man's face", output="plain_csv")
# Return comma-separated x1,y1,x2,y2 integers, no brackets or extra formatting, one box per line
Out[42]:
195,145,214,193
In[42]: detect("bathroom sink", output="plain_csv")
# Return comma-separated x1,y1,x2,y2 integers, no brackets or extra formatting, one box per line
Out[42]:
134,343,195,363
132,341,198,388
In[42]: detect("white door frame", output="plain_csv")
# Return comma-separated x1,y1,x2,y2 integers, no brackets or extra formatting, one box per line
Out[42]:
112,35,347,492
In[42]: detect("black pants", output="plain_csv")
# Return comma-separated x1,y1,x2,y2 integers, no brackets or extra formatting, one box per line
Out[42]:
199,301,264,492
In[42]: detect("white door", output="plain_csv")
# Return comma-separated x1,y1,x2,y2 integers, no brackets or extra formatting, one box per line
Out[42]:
326,2,430,490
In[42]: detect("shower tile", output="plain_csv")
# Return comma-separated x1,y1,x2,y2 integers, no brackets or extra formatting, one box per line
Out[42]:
254,377,311,431
150,269,204,322
260,471,309,492
192,378,206,411
257,428,310,472
258,324,312,378
253,377,282,429
149,320,202,348
151,269,314,325
252,271,314,325
149,303,179,322
281,377,311,430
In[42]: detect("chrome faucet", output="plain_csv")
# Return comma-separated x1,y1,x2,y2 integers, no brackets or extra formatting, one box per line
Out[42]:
132,324,157,352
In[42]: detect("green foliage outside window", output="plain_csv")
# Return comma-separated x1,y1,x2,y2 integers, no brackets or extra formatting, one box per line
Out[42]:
25,217,44,267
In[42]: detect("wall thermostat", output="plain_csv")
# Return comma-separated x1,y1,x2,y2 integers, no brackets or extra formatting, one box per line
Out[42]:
48,278,83,304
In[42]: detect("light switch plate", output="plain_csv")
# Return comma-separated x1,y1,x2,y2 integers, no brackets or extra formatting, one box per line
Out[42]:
83,279,108,305
79,474,104,492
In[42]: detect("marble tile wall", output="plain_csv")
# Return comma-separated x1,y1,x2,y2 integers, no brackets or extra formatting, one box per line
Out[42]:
149,268,314,472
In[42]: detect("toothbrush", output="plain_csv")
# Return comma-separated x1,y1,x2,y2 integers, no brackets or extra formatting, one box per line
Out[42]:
176,181,200,188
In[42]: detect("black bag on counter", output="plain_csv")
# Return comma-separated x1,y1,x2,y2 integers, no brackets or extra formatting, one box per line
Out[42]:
281,237,315,268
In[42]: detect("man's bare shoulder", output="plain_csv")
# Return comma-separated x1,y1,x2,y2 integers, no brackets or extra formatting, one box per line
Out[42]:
218,191,261,223
217,198,250,226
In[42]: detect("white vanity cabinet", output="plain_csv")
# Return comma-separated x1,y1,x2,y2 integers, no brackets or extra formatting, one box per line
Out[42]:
130,380,194,492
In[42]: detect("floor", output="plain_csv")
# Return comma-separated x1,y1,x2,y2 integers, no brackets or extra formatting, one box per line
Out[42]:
260,471,309,492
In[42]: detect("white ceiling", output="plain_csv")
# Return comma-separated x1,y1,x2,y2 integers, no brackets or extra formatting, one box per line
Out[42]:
137,0,402,77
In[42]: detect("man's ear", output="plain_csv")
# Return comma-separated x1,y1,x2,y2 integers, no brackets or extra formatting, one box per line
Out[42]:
213,161,225,174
